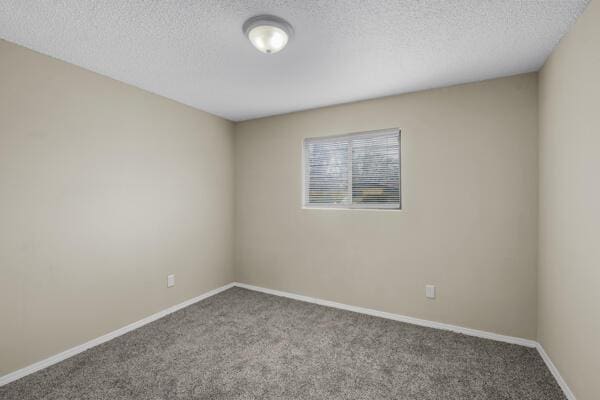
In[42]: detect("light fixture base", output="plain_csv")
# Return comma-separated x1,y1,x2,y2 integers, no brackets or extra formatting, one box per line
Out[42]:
243,15,294,54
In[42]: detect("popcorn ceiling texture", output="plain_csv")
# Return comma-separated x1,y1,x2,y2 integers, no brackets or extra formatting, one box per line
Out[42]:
0,0,589,121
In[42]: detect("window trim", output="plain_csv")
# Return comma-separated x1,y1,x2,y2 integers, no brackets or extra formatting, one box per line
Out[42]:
302,128,401,210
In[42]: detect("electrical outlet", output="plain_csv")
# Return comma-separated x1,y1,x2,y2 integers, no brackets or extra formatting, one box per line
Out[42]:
425,285,436,299
167,274,175,288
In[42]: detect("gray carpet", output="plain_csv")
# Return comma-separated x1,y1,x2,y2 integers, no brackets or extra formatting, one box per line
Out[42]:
1,287,565,400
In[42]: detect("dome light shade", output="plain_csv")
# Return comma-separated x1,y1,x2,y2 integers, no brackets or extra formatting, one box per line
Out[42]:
243,15,293,54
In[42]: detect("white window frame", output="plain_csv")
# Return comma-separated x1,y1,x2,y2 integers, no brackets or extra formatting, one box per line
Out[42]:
302,128,401,210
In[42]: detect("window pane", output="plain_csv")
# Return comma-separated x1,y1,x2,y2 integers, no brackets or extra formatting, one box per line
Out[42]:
303,129,400,209
351,133,400,206
305,139,350,205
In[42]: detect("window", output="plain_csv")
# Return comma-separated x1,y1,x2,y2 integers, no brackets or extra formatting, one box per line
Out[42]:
303,128,400,209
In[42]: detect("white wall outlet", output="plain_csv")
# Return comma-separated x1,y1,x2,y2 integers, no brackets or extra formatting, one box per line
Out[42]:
425,285,436,299
167,274,175,288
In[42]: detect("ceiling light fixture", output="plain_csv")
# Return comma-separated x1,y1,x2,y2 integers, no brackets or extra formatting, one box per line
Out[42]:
243,15,293,54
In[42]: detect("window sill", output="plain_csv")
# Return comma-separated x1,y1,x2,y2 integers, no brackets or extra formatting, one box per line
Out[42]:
301,206,402,212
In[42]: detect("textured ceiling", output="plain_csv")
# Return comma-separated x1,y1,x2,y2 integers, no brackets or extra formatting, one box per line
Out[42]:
0,1,590,121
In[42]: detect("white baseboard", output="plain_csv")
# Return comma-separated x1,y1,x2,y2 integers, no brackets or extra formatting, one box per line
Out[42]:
536,343,576,400
233,282,537,347
233,282,576,399
1,280,576,400
0,282,235,387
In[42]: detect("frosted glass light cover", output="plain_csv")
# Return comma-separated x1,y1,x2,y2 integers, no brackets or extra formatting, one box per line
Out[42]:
248,25,289,54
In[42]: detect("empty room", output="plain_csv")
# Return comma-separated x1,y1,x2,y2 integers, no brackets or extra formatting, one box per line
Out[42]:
0,1,598,399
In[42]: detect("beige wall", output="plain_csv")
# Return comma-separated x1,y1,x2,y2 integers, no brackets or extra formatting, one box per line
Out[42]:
538,1,600,398
0,40,235,375
235,74,539,340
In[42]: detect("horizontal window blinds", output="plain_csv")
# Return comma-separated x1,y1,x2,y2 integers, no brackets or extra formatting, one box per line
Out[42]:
304,129,400,209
